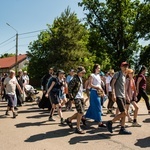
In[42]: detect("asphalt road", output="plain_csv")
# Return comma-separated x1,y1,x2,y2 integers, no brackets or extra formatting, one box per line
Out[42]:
0,93,150,150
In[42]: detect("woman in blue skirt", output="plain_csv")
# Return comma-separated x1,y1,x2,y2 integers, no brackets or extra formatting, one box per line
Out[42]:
85,64,106,127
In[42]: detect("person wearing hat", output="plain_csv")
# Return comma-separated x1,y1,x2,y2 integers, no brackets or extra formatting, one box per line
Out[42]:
3,70,23,118
106,62,132,134
45,70,65,124
23,70,29,85
125,69,141,127
65,66,86,134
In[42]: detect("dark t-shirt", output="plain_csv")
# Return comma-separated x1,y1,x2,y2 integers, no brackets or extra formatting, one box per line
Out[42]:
138,74,146,90
51,77,63,94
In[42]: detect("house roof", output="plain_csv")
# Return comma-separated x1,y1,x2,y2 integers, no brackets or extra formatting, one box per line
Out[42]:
0,54,27,69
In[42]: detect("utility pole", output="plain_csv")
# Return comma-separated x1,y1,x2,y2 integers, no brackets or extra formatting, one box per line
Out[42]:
6,23,18,74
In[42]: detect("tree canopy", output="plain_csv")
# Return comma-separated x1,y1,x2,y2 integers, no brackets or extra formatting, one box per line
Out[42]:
28,7,94,79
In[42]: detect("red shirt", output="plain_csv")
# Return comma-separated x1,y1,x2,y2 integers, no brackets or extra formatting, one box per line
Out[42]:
138,74,146,90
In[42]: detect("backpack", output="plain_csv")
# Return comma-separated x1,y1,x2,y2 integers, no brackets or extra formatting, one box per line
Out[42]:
109,71,121,87
46,77,53,90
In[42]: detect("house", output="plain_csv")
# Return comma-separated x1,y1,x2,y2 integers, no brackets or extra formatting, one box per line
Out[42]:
0,54,28,75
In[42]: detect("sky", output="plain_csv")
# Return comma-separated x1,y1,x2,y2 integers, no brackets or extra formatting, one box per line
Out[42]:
0,0,85,55
0,0,149,56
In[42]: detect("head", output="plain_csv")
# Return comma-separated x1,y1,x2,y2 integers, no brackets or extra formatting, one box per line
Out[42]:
57,70,65,79
49,67,54,75
127,69,134,78
69,69,75,76
77,66,86,77
120,62,129,72
9,70,15,78
23,71,27,75
109,69,115,77
138,65,147,75
18,69,23,76
92,64,100,74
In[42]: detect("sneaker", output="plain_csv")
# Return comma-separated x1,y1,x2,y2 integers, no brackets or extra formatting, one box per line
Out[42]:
75,128,86,134
60,118,65,124
98,123,106,128
106,110,114,115
132,122,142,127
14,107,18,110
65,118,73,129
106,121,113,133
119,129,132,135
49,117,55,121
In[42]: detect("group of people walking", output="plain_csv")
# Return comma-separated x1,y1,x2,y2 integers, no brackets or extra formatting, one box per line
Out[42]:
40,62,150,135
0,70,29,118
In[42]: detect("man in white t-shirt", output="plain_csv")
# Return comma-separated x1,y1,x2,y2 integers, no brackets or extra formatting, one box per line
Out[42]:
3,70,23,118
106,69,115,114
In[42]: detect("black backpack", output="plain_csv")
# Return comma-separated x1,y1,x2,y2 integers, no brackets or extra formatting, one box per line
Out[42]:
109,71,121,87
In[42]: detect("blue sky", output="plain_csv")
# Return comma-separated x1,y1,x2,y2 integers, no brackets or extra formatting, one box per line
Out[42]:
0,0,149,56
0,0,85,55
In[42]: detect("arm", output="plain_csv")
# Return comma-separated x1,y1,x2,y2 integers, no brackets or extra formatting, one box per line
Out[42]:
111,78,117,102
136,77,142,94
68,77,76,99
45,81,55,97
125,79,130,103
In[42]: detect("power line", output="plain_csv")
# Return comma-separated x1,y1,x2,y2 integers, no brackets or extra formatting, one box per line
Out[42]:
0,46,15,54
19,35,38,40
0,35,16,46
0,39,15,48
19,29,47,35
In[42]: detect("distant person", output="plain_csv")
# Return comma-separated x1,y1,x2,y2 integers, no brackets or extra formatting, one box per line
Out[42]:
136,66,150,114
23,71,29,85
1,73,8,101
3,70,23,118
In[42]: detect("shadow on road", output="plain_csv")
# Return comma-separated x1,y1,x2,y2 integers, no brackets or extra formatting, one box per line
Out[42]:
69,133,112,145
25,128,74,142
143,118,150,123
15,120,59,128
135,137,150,148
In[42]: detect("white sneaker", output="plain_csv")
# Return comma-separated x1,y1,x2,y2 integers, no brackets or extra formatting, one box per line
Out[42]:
132,122,141,127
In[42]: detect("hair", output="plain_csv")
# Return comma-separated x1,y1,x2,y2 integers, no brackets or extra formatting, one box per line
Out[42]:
92,64,100,73
138,65,146,76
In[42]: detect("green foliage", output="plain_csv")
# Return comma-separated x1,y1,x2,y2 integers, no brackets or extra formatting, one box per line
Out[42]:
0,53,15,58
28,7,94,79
79,0,149,70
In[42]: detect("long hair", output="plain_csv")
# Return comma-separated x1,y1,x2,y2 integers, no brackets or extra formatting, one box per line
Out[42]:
138,65,146,76
92,64,100,73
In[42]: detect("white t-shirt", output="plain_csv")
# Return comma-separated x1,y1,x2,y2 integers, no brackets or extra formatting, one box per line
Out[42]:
75,77,83,99
106,75,112,92
91,73,101,89
4,76,18,95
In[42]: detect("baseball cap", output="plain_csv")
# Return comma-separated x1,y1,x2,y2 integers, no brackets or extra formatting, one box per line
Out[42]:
57,70,65,74
120,62,129,67
77,66,86,73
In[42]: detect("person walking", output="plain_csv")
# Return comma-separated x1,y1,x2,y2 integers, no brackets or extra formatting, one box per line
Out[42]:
45,70,65,124
84,64,106,128
106,62,132,134
3,70,23,118
125,69,141,127
136,66,150,114
106,69,115,114
65,66,86,134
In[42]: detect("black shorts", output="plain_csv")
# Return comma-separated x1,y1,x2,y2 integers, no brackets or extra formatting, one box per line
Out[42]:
74,98,85,114
49,92,60,105
6,94,15,108
116,97,126,112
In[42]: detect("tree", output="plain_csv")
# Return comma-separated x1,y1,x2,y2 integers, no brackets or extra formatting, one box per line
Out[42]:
0,53,15,58
79,0,150,70
28,7,94,79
